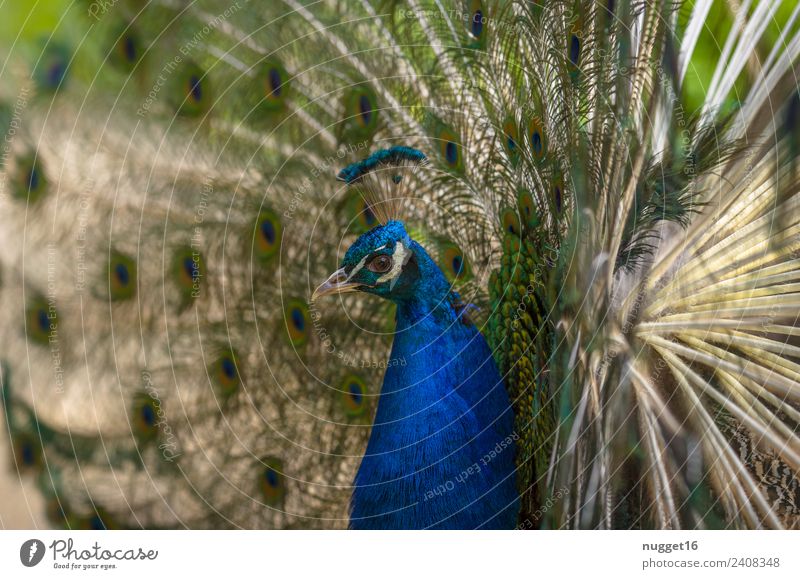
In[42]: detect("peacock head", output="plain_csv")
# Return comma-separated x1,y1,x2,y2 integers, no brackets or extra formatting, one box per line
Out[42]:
312,221,449,303
313,147,452,306
313,220,426,302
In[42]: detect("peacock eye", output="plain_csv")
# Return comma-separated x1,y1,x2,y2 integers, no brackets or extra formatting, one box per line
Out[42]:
367,254,393,273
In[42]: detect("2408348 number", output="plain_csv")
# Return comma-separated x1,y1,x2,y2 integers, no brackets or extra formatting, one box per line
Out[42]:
731,558,780,567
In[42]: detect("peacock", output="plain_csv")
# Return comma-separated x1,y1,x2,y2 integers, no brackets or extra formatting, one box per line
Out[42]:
1,0,799,530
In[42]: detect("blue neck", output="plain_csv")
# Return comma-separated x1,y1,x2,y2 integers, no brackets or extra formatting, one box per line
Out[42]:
349,242,519,529
394,240,459,326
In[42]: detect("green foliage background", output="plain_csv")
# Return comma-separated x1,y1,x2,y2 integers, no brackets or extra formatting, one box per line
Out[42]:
1,0,798,121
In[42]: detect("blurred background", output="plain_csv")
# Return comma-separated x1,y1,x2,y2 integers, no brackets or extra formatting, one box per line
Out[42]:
1,0,70,530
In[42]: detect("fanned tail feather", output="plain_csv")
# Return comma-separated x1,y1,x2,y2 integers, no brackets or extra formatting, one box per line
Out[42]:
0,0,798,529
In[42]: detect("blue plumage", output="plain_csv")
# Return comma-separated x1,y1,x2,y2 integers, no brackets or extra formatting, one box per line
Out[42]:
336,147,427,184
316,219,519,529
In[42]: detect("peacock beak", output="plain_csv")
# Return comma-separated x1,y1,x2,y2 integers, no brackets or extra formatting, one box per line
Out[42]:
312,268,362,300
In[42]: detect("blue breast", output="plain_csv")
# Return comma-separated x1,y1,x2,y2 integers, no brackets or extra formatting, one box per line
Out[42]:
350,297,519,529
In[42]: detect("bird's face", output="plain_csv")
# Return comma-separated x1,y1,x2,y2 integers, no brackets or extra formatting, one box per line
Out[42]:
313,220,419,302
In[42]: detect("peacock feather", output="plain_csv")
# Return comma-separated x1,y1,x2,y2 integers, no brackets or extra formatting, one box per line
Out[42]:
0,0,799,530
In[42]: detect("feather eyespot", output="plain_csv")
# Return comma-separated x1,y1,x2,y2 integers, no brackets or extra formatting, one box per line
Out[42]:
341,374,368,417
14,434,42,470
367,254,392,274
35,42,69,91
502,118,519,161
427,119,463,171
501,206,522,237
517,190,539,229
171,62,210,116
465,0,487,45
437,126,463,171
258,458,285,506
26,297,56,345
132,394,160,441
440,242,472,283
260,61,290,111
109,253,137,301
345,87,379,135
528,118,546,161
254,210,282,261
111,28,141,69
285,300,310,347
210,351,240,396
11,154,47,203
172,247,203,300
